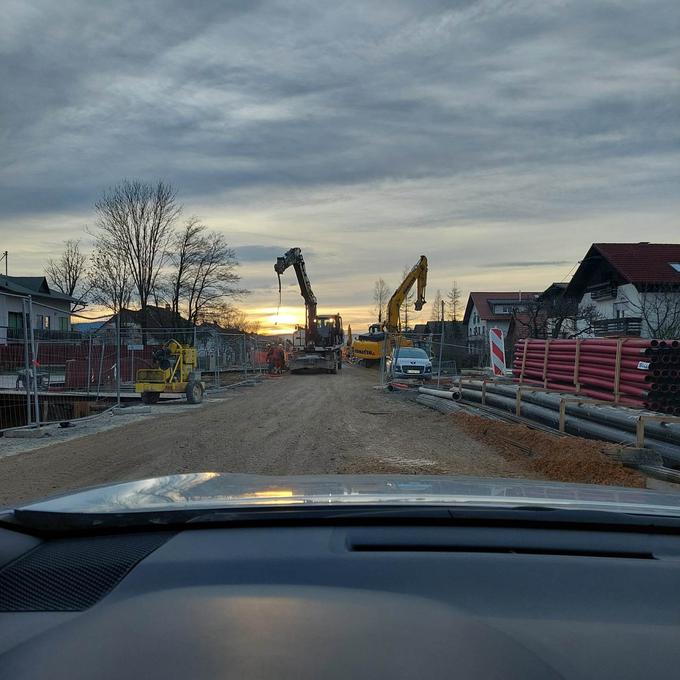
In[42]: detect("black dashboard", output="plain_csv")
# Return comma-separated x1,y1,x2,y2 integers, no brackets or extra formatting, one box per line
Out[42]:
1,521,680,679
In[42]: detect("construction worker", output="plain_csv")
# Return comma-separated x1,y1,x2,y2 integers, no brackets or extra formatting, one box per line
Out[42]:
265,344,275,374
274,344,285,373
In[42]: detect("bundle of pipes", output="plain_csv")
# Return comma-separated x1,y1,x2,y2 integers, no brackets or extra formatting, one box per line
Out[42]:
419,383,680,467
513,338,680,415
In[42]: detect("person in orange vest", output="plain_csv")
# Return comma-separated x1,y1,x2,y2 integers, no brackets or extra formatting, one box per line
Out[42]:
265,344,275,374
273,344,285,373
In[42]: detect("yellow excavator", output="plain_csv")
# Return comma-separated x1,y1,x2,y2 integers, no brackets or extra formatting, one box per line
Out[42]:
352,256,428,365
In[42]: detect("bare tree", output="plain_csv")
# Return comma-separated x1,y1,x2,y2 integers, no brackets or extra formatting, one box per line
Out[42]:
44,239,90,312
372,278,390,324
624,285,680,338
198,303,259,332
165,217,207,317
182,231,248,326
512,296,600,339
93,180,181,329
430,289,443,321
88,244,134,314
446,281,462,321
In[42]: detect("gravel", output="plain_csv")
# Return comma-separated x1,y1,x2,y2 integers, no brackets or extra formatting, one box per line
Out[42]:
0,364,516,507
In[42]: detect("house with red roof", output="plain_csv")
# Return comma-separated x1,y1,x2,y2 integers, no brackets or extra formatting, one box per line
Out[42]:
463,291,541,355
565,243,680,338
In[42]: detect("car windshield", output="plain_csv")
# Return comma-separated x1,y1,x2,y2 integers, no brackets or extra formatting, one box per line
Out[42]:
395,349,428,359
1,1,680,520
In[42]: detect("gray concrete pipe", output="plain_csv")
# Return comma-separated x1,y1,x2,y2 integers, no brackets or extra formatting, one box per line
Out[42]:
460,381,680,447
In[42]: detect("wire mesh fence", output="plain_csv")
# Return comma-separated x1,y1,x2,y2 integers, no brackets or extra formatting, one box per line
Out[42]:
349,331,482,387
0,317,275,430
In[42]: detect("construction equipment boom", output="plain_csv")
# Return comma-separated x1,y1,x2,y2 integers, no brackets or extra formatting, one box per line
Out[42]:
352,255,428,363
274,247,344,374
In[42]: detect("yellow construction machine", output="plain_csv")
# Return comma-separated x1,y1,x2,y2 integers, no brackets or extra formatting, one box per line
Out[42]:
352,255,428,364
135,339,205,405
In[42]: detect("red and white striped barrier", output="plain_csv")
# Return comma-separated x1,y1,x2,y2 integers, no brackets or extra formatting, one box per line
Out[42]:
489,327,506,376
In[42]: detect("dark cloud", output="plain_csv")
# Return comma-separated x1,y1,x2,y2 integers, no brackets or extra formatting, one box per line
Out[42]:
235,246,289,262
0,0,678,222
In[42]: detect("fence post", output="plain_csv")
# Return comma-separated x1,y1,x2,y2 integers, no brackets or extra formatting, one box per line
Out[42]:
213,330,219,389
115,316,121,407
437,301,445,387
242,334,248,380
379,331,389,386
22,298,32,426
86,334,92,397
97,340,105,398
27,296,41,428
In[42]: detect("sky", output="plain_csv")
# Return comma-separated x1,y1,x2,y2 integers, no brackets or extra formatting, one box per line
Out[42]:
1,0,679,334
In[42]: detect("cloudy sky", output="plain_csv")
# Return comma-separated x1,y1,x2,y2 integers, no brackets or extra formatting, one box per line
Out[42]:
2,0,679,332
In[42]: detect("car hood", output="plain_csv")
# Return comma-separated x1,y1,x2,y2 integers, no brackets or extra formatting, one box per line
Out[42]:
13,473,680,518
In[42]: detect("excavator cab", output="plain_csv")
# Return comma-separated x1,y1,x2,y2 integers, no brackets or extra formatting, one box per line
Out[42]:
314,315,344,348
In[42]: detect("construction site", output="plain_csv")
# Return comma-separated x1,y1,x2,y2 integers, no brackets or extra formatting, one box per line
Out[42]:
2,243,680,506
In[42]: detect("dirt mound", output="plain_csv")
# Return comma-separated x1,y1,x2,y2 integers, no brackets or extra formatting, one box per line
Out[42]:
451,411,645,488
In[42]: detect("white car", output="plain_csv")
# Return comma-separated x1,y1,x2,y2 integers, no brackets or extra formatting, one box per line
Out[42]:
386,347,433,380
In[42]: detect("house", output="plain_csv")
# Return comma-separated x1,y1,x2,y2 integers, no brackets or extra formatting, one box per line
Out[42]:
463,291,541,354
97,306,189,344
564,243,680,338
0,276,75,344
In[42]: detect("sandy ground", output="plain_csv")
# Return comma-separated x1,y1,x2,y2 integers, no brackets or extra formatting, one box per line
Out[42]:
0,364,521,507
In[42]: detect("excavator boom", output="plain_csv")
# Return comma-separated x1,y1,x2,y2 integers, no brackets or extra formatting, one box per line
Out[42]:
385,255,428,332
275,247,318,344
274,248,344,373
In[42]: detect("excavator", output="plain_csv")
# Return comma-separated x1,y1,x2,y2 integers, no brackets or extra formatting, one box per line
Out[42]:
274,247,344,374
352,255,428,365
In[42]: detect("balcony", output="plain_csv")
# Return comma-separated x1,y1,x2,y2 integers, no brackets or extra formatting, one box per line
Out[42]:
588,282,617,301
592,317,642,337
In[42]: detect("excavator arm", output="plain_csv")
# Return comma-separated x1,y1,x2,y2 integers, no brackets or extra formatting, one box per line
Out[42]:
385,255,428,333
274,247,318,345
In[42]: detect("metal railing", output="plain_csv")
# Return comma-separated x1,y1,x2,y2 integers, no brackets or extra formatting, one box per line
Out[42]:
0,320,277,430
592,317,643,337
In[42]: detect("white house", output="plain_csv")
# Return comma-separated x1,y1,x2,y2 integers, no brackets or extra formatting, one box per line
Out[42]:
463,291,540,353
564,243,680,338
0,276,75,344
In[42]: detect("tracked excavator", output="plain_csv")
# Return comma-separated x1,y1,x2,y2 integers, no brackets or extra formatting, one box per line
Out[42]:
352,255,428,364
274,247,344,374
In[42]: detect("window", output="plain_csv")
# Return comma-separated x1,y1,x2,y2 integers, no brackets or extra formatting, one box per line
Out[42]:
8,311,23,330
670,263,680,273
58,317,69,331
614,301,628,319
36,315,50,329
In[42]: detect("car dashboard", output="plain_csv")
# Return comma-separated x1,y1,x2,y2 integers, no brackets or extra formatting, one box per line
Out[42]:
0,520,679,679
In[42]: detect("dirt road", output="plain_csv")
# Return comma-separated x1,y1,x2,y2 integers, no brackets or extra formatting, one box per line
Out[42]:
0,364,520,506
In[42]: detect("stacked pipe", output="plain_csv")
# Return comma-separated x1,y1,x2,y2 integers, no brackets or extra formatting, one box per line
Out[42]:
422,382,680,467
513,338,680,415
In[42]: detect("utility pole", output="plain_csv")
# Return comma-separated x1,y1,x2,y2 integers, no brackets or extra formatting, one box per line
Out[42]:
0,251,7,276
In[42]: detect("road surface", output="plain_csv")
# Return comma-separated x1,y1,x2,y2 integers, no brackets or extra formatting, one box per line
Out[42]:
0,364,520,506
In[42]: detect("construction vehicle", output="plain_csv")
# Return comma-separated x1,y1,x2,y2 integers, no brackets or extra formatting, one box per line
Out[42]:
352,255,428,364
135,339,205,404
274,247,344,374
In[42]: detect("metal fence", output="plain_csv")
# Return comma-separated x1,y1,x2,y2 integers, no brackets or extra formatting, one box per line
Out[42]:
355,332,475,387
0,319,278,430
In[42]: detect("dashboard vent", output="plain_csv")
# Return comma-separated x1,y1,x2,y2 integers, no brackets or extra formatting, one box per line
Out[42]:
349,544,653,559
0,532,172,611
